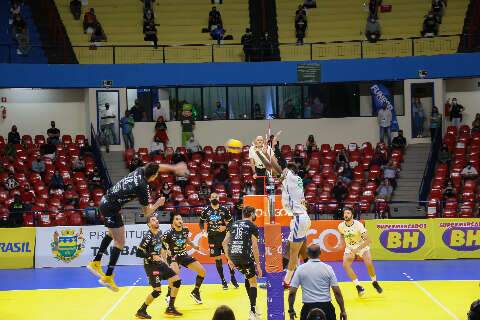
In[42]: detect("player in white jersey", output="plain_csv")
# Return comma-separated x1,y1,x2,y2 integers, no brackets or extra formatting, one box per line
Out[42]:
338,207,382,297
282,163,311,286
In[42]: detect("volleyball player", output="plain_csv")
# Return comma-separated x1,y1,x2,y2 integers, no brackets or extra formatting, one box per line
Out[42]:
163,213,206,304
281,163,311,288
86,162,188,292
223,206,262,320
200,192,239,289
338,207,383,296
135,215,182,318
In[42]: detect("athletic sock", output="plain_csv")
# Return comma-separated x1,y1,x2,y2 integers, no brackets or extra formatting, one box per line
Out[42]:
139,303,148,312
169,297,176,307
229,266,236,279
244,278,250,295
94,234,112,261
215,259,225,281
194,275,204,290
167,287,171,297
353,279,360,286
105,246,121,276
371,276,377,282
284,270,294,284
248,287,257,312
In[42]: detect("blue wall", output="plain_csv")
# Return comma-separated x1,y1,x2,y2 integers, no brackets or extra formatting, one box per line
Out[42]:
1,53,480,87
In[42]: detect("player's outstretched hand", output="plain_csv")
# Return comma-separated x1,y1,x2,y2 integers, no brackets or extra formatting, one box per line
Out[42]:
256,264,263,278
173,162,189,176
340,311,347,320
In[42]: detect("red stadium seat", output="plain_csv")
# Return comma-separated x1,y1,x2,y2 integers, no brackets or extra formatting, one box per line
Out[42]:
62,135,73,144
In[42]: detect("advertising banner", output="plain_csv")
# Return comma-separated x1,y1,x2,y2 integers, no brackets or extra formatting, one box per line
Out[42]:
0,227,35,269
366,219,434,260
35,223,217,268
370,83,399,131
431,219,480,259
243,195,292,227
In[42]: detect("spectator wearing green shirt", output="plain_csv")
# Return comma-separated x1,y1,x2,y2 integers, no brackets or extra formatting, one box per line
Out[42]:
430,106,442,142
120,110,135,149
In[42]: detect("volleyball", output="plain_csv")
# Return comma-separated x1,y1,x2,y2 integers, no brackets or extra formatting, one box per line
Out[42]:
226,139,243,154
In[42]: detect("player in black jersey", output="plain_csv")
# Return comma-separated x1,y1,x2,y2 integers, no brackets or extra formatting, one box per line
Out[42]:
135,215,182,319
199,192,238,290
87,162,188,292
223,206,262,320
163,213,206,304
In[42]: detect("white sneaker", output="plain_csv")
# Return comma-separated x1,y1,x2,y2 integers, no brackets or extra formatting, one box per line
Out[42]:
249,307,261,320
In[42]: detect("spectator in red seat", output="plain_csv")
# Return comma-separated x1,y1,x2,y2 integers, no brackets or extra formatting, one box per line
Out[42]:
335,149,349,168
120,110,135,150
154,116,169,150
242,181,255,196
208,7,222,31
199,182,211,201
8,125,20,145
41,142,56,160
172,151,187,164
72,156,86,172
186,134,202,154
149,136,164,156
88,168,103,190
160,182,172,201
382,160,400,188
333,181,348,207
4,171,19,191
306,134,317,154
83,8,97,33
64,184,79,206
391,130,407,151
31,156,45,175
9,194,27,227
47,121,61,145
461,162,478,181
338,164,353,185
4,142,16,160
376,179,393,202
438,144,451,165
70,0,82,20
129,153,144,173
49,170,65,193
21,184,35,205
370,146,387,166
85,200,99,225
442,181,456,199
472,113,480,133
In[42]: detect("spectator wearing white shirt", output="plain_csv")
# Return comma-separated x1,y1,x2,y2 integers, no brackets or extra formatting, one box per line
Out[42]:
152,102,169,122
461,163,478,181
149,136,164,156
100,103,116,152
249,135,274,195
185,134,202,153
377,103,392,146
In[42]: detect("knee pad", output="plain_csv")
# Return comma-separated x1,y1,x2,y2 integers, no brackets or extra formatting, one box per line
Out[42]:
172,280,181,288
151,290,161,298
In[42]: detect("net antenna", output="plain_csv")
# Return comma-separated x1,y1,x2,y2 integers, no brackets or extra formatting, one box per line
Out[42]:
266,120,276,224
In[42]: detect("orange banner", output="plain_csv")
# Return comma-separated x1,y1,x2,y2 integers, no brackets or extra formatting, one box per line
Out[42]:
183,223,221,264
243,195,292,227
264,223,283,272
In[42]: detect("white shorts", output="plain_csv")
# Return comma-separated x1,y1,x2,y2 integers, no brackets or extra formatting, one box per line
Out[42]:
344,246,371,258
287,214,311,243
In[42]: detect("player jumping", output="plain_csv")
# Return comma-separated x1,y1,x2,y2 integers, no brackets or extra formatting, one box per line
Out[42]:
163,213,206,304
281,163,311,287
200,192,238,289
86,162,188,292
135,215,182,318
223,206,262,320
338,207,383,296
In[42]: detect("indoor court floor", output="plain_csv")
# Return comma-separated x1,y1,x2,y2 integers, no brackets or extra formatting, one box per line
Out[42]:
0,260,478,320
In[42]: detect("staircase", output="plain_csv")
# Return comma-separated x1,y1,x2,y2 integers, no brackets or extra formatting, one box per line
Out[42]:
391,143,431,217
102,151,140,224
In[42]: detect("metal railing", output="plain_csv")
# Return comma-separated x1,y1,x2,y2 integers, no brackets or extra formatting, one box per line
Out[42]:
0,34,465,64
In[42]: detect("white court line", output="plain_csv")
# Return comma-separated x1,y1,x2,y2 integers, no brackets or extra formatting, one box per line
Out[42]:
100,277,141,320
402,272,459,320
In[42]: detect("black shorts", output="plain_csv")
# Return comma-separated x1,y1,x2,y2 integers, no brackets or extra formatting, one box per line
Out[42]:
144,262,177,288
231,258,256,279
172,255,197,268
99,198,124,228
208,233,226,257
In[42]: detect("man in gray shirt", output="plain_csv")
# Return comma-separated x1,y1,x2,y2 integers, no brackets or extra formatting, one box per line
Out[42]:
288,244,347,320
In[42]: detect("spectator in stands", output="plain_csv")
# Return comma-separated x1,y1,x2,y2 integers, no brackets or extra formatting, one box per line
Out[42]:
391,130,407,151
376,179,393,201
143,8,155,26
368,0,380,20
377,103,392,146
303,99,312,118
87,168,103,190
365,18,381,43
249,135,274,195
213,164,230,195
442,181,457,199
41,142,56,160
84,201,99,225
83,8,97,33
449,98,464,127
4,171,19,191
49,170,65,192
336,149,349,168
181,105,195,146
143,20,158,49
242,181,255,196
153,102,169,122
10,1,21,24
172,151,187,164
382,160,400,188
304,0,317,9
72,156,85,172
333,181,348,208
90,22,107,42
7,125,20,145
129,153,144,172
306,135,317,154
70,0,82,20
9,194,26,227
295,14,307,45
295,5,307,19
211,101,226,120
176,171,188,190
64,184,79,206
186,134,202,153
150,136,164,156
431,0,445,23
430,106,442,141
21,184,35,206
241,28,253,62
120,110,135,150
471,114,480,133
338,164,353,185
154,116,169,150
212,305,235,320
210,25,226,44
47,121,61,145
461,162,478,181
421,12,438,37
208,7,222,31
311,97,324,118
254,103,264,120
11,14,25,36
100,103,117,151
412,97,425,137
129,99,143,122
160,182,172,201
199,181,211,201
438,144,451,165
282,99,296,118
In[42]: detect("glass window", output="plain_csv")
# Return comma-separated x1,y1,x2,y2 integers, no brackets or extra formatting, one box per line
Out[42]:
253,86,276,120
228,86,252,119
303,83,360,118
278,86,302,119
178,87,202,121
126,88,153,122
203,87,227,120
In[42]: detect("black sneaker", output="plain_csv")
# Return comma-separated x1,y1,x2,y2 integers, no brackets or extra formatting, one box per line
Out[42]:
190,289,203,304
231,277,239,289
221,279,228,290
135,309,151,319
165,306,183,316
372,281,383,294
356,285,366,297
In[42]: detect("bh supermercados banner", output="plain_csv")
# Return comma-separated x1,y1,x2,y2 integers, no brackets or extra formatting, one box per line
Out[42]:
430,219,480,259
